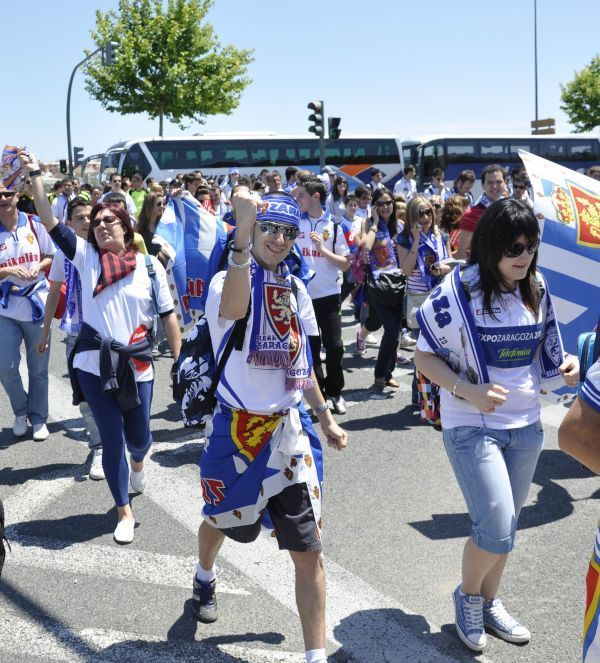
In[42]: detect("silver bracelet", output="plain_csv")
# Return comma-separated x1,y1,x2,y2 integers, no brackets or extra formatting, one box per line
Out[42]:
451,377,463,398
313,402,330,415
227,252,251,270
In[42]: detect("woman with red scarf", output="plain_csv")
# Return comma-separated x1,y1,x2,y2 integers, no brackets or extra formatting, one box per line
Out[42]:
21,150,181,545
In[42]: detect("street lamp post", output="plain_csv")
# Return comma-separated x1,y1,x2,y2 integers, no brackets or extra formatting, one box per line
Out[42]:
66,43,117,176
534,0,538,123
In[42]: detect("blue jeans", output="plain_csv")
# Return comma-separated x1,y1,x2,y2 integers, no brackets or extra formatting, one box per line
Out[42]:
75,369,153,507
443,421,544,554
0,315,49,425
65,334,101,450
369,296,403,381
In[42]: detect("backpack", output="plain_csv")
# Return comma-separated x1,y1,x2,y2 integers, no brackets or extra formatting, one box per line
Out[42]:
577,320,600,384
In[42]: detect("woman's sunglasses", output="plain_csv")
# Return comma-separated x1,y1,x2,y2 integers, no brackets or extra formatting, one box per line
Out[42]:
502,238,540,258
432,203,443,209
258,221,300,241
418,208,433,218
91,214,120,228
374,200,393,208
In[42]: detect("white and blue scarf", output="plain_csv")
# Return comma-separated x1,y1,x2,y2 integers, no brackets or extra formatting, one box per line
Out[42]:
409,229,449,290
416,264,564,388
60,257,83,335
247,259,314,392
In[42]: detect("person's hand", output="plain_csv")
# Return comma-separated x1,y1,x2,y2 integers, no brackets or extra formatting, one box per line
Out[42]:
9,265,34,280
411,221,422,242
17,149,40,173
28,263,40,279
461,382,509,413
319,416,348,450
559,355,579,387
231,189,258,232
309,231,323,250
37,330,49,354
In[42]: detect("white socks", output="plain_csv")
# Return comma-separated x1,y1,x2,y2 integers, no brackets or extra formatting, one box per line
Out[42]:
305,649,327,663
195,562,216,582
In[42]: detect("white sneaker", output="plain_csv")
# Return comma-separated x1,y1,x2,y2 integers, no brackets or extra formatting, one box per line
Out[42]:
330,395,347,415
399,331,417,348
89,448,105,481
32,423,49,441
114,518,135,544
13,415,28,437
130,465,147,494
364,334,379,347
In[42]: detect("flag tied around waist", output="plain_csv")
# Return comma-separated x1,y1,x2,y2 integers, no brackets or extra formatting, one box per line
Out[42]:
153,195,228,332
519,150,600,353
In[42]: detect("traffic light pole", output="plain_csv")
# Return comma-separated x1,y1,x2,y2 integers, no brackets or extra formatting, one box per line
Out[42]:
66,47,102,176
318,138,325,170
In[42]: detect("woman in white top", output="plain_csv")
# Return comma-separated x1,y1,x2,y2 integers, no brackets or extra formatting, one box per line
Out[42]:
325,175,348,221
414,199,578,652
21,150,181,545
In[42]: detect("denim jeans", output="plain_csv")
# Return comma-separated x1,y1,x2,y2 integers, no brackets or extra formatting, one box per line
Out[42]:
65,334,102,450
443,421,544,554
0,315,49,425
369,296,403,381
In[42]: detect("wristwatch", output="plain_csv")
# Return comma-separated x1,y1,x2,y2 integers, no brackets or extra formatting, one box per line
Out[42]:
313,403,330,415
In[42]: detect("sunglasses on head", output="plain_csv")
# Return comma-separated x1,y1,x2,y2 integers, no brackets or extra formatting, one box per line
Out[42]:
0,191,16,199
418,208,433,218
374,200,393,208
502,238,540,258
91,214,120,228
258,221,300,240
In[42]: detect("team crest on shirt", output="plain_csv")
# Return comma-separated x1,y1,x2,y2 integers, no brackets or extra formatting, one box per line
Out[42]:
26,233,35,245
264,283,292,340
543,320,562,366
322,230,330,241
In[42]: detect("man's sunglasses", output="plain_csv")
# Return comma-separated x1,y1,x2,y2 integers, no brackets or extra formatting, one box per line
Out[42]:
503,238,540,258
91,214,120,228
0,191,16,199
258,221,300,240
432,203,442,209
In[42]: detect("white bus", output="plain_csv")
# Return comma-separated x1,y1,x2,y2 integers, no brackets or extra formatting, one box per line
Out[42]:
100,133,411,190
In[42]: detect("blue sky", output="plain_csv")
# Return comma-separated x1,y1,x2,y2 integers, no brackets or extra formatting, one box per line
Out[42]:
5,0,599,161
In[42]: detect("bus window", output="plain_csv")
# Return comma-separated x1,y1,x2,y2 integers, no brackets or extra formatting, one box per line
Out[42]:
122,143,152,178
422,142,445,179
567,140,599,161
509,140,536,158
538,141,566,159
446,142,477,165
479,140,510,163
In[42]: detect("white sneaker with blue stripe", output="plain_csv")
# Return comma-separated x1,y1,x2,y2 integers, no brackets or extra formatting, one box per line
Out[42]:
453,584,486,651
483,598,531,643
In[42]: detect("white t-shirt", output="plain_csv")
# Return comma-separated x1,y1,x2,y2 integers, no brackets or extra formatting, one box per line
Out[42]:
417,288,544,429
393,177,416,200
0,213,55,322
296,213,350,300
69,236,172,381
205,271,318,414
99,191,138,219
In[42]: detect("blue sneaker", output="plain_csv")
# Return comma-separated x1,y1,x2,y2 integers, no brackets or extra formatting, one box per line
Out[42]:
453,584,486,651
483,598,530,643
191,576,218,623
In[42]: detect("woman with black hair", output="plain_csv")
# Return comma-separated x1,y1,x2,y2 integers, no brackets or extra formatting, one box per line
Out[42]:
136,191,166,257
414,199,578,652
325,175,348,221
357,188,405,395
21,150,181,545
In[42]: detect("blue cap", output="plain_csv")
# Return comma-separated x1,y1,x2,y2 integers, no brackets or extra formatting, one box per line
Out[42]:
256,193,300,229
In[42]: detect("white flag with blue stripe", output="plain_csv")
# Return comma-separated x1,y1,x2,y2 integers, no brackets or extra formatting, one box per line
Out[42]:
520,150,600,353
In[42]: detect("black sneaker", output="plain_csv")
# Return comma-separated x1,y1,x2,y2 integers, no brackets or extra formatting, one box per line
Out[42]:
191,576,218,623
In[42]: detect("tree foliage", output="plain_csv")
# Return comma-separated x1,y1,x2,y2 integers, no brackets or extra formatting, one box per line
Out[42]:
560,55,600,133
83,0,253,132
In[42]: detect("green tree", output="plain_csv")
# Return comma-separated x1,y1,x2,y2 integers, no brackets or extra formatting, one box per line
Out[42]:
560,55,600,133
84,0,253,135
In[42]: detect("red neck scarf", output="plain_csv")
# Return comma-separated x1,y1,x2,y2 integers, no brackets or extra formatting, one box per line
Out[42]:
93,248,137,297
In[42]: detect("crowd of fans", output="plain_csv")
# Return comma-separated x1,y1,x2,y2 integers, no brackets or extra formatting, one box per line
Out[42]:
1,152,598,661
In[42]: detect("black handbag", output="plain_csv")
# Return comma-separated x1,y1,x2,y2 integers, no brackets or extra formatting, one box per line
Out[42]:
367,270,406,307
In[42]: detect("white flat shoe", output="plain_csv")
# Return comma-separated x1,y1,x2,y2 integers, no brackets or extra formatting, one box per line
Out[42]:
130,466,147,494
114,518,135,544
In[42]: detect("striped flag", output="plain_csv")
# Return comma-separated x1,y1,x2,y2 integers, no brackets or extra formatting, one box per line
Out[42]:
152,194,228,332
520,150,600,353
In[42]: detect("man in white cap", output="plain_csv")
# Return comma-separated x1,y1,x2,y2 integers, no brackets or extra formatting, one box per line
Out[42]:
220,167,240,201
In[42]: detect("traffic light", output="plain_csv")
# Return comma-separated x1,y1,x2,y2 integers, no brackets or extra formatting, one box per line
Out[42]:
59,159,67,175
102,41,119,66
73,147,85,167
307,100,324,137
328,117,341,140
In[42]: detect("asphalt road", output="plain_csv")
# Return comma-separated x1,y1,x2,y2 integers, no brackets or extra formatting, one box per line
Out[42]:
0,308,597,663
